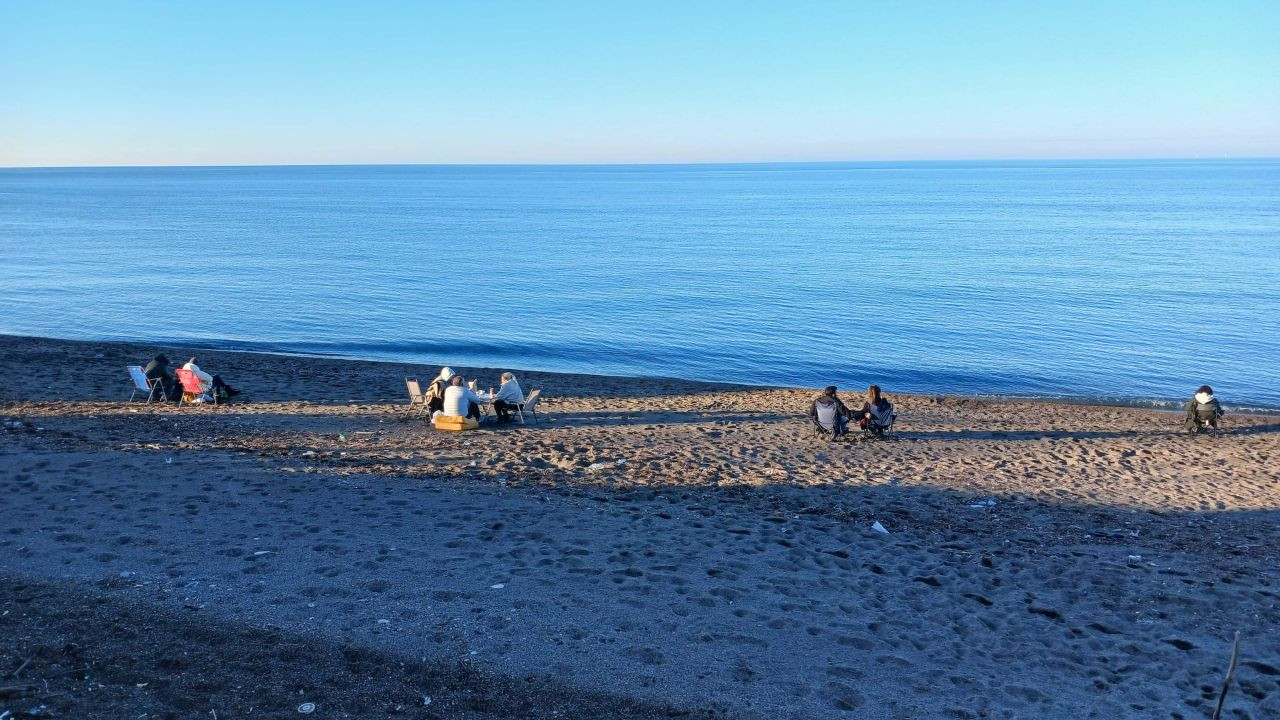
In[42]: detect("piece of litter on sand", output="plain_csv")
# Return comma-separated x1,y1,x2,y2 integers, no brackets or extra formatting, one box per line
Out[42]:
490,583,505,589
376,618,390,624
616,458,627,464
422,695,432,706
871,521,889,534
587,462,608,470
297,703,316,714
1128,554,1143,561
253,551,271,556
300,451,316,457
338,434,347,442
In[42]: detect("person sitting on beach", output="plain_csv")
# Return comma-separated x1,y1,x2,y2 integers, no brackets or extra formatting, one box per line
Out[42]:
1184,384,1224,434
143,353,180,401
809,386,851,440
182,357,240,400
858,385,895,436
424,367,455,414
442,375,491,421
490,372,524,422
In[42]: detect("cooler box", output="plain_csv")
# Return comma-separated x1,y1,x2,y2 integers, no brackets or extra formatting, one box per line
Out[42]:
434,415,479,432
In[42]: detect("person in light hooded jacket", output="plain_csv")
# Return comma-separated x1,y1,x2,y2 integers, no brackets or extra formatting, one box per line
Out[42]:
424,367,455,415
491,372,524,422
1184,384,1225,433
182,357,240,399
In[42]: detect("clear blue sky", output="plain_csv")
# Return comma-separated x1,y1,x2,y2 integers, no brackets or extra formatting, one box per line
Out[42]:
2,1,1277,166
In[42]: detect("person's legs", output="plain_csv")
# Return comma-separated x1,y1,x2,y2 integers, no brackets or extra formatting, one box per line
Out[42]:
1184,399,1200,432
466,401,481,420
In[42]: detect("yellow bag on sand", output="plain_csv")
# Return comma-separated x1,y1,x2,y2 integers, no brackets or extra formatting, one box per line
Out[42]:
433,415,479,431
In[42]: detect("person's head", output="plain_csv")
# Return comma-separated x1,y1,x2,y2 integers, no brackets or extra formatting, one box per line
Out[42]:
1197,385,1213,395
501,372,515,383
450,375,464,386
153,354,168,365
823,385,837,397
868,385,882,404
439,367,455,381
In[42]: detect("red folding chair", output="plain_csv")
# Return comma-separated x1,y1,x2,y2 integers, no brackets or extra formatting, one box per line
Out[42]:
174,367,214,407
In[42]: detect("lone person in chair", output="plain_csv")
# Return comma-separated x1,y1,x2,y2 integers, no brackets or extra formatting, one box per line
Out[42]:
1184,384,1224,434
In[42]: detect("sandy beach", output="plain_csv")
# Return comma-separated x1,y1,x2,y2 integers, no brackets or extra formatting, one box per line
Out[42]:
2,334,1278,719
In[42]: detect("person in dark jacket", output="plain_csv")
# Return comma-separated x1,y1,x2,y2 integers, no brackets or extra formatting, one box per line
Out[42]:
142,354,179,401
809,386,852,439
1184,385,1225,433
857,385,895,436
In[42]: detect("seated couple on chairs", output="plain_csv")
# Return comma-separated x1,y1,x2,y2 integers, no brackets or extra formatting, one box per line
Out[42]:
142,354,240,404
809,385,895,441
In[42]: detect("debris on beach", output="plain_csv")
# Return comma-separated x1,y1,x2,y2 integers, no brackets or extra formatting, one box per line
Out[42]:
297,702,316,714
871,521,889,534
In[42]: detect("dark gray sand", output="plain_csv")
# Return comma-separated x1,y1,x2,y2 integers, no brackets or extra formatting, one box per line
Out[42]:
2,335,1278,718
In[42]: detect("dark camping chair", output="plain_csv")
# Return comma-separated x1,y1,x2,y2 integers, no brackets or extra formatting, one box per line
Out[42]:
1187,405,1224,438
812,400,848,440
862,403,897,439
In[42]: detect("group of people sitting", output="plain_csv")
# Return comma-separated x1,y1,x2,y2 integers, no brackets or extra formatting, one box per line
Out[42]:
143,354,241,403
808,382,1227,442
809,384,895,441
422,367,524,422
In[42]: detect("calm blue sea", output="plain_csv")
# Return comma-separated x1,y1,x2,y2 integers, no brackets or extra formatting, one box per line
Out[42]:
1,161,1278,407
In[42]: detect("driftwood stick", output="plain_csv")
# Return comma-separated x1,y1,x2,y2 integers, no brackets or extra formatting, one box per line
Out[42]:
1212,631,1242,720
0,683,40,698
8,657,31,678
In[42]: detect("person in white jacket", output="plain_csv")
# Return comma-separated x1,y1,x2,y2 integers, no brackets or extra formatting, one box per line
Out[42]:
491,372,524,422
424,367,455,415
182,357,240,399
442,375,491,420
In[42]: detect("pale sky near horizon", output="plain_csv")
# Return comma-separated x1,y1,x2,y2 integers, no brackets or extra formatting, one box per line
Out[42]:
2,1,1278,167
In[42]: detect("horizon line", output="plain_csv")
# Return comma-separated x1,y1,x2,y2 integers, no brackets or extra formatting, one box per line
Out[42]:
3,155,1278,171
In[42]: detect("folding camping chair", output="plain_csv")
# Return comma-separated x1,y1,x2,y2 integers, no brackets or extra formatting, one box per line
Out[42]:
515,388,543,425
811,400,848,440
405,377,427,415
127,365,163,403
174,367,214,407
